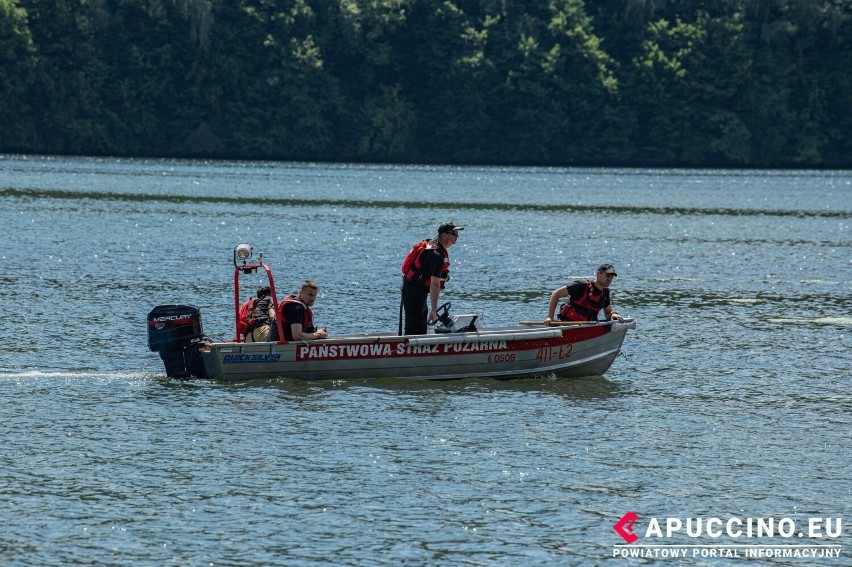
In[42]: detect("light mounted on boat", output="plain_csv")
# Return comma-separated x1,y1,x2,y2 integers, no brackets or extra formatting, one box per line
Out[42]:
233,244,253,268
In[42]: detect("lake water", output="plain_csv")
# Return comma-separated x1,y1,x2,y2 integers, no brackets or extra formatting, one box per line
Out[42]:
0,155,849,565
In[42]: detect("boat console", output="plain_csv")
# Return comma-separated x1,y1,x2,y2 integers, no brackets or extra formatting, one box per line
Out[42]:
435,313,483,333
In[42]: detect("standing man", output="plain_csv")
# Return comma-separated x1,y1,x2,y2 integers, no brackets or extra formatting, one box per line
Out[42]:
269,280,329,341
544,263,625,323
400,221,463,335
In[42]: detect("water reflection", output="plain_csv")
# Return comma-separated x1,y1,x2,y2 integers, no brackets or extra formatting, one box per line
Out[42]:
235,373,627,402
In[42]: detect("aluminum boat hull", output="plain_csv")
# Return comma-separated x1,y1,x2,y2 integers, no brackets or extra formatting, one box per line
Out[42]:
196,320,635,382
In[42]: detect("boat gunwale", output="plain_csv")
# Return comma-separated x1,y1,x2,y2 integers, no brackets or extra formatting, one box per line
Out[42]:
201,319,635,350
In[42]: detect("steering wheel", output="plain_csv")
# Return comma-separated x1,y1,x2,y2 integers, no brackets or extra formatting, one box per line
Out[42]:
428,301,453,327
429,302,452,326
436,302,451,321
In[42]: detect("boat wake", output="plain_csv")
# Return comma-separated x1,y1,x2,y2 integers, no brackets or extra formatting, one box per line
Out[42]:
0,370,153,380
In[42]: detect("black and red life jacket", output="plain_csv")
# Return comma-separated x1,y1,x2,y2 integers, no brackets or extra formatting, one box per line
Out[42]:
402,239,449,289
279,294,315,339
559,280,606,321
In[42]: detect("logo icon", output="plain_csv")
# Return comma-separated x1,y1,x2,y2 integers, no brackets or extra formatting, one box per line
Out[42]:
614,512,640,543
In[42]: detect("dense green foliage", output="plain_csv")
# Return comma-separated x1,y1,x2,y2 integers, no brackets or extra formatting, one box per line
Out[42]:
2,0,850,166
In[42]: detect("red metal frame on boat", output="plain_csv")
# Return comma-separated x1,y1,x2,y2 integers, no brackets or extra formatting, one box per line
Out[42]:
232,263,286,344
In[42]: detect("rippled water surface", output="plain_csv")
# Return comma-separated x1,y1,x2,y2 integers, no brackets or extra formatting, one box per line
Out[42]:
1,155,850,565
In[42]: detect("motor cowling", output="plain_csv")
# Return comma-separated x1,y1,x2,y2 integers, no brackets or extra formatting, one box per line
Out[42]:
147,304,206,378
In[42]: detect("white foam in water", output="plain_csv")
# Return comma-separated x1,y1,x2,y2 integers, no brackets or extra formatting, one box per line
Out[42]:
0,370,152,380
767,317,852,325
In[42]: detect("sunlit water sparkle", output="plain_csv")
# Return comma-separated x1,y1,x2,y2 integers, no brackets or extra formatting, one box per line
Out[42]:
1,155,849,566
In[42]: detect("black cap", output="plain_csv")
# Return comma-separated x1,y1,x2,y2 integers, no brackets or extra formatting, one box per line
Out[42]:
438,221,464,234
597,263,617,276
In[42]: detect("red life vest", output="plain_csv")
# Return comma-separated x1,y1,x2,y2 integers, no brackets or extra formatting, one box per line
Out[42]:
237,297,258,337
279,295,315,339
402,239,430,276
559,280,606,321
403,240,449,289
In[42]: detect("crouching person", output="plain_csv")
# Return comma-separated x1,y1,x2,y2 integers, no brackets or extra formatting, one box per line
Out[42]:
244,285,274,342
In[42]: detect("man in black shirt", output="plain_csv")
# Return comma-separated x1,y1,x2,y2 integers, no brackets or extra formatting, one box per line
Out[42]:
400,221,463,335
544,263,624,323
269,280,329,342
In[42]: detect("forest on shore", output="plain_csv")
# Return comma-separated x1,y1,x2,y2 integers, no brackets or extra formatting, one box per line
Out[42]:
1,0,850,167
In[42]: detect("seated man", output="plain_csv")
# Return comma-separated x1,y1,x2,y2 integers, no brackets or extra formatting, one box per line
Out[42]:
269,280,329,341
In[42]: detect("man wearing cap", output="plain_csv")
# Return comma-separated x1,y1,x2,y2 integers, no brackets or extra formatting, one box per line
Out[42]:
400,221,463,335
544,264,624,323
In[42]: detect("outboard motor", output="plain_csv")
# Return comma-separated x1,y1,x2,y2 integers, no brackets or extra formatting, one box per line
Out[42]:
147,304,206,378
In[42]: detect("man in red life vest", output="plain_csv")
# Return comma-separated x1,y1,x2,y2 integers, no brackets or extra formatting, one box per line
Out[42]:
544,264,625,323
268,280,329,342
401,221,463,335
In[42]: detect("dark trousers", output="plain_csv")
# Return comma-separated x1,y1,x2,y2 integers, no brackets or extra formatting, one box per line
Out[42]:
401,282,429,336
268,321,280,342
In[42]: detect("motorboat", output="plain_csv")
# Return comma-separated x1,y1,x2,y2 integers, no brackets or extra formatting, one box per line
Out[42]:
147,245,636,382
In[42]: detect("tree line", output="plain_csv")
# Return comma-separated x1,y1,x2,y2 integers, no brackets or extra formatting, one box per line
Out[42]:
1,0,850,167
